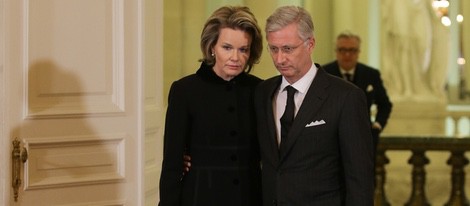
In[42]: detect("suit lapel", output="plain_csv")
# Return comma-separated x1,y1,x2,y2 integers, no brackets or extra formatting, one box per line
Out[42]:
279,68,330,161
330,62,342,77
352,66,366,89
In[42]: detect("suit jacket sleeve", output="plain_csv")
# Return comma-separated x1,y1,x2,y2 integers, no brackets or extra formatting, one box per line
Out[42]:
339,86,375,205
370,70,392,128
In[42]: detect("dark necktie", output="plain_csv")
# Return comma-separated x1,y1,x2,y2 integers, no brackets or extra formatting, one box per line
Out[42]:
345,73,353,82
280,86,297,145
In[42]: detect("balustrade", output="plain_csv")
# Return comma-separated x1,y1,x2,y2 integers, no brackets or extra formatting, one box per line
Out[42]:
375,136,470,206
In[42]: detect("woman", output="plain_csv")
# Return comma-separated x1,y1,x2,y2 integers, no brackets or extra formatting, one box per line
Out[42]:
158,6,263,206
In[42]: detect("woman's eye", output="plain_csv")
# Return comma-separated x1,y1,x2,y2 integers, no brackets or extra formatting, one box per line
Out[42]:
222,45,232,51
239,48,249,53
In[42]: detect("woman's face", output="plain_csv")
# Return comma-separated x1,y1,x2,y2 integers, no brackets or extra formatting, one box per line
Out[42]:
212,28,252,81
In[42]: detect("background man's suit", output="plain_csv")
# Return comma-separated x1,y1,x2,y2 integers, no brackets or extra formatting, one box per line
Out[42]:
323,61,392,149
254,66,374,205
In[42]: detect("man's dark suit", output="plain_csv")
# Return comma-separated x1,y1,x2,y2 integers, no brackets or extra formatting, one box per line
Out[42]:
323,61,392,149
254,66,374,206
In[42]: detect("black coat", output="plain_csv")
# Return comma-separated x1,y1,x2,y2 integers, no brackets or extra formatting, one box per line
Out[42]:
323,61,392,129
159,62,262,206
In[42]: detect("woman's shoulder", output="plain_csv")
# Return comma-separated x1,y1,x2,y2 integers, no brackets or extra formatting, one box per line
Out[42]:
169,73,201,91
242,73,263,85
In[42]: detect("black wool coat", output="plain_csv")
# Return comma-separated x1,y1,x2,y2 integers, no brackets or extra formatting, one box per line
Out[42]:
323,61,392,129
159,62,262,206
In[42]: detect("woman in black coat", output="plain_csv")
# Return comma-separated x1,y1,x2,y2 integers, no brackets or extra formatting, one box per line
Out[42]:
158,6,263,206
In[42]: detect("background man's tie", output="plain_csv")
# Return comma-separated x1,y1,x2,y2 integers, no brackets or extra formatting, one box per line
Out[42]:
280,85,297,145
345,73,353,82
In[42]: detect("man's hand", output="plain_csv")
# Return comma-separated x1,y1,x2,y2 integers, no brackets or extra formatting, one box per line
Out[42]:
372,122,382,131
183,155,191,174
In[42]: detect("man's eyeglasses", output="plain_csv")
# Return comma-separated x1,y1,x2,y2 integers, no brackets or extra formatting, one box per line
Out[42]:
336,47,359,54
267,39,308,55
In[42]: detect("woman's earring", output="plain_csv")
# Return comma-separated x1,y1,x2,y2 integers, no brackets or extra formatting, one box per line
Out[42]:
211,53,215,57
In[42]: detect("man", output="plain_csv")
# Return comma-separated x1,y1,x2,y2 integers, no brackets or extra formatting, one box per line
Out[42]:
323,31,392,152
254,6,374,205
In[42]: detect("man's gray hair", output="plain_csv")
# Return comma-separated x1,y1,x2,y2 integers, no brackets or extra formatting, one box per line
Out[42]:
265,6,314,41
337,30,361,44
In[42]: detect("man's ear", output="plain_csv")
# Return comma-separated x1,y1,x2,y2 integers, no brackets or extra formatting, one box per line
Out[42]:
308,38,316,51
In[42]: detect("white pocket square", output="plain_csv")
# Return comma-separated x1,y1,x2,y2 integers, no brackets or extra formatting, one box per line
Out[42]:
306,120,326,127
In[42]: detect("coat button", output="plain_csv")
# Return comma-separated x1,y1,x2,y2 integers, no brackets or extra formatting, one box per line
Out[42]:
229,130,238,136
226,84,233,91
230,155,237,161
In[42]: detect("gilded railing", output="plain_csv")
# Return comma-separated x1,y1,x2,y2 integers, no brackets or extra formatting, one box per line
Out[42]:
374,135,470,206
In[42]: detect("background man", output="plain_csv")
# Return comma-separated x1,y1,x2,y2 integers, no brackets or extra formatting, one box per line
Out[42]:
323,31,393,153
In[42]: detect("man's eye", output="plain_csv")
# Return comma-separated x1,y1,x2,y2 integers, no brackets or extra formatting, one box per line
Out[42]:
269,47,279,53
282,47,293,53
337,47,359,53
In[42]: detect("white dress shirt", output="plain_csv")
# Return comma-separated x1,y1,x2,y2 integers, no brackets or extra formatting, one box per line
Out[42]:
274,64,318,145
340,67,356,81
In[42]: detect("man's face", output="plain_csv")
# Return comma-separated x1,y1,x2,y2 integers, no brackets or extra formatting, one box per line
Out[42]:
335,37,360,71
267,23,314,84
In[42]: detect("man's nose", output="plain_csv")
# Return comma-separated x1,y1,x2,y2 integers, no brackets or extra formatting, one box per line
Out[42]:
274,52,286,64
